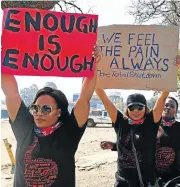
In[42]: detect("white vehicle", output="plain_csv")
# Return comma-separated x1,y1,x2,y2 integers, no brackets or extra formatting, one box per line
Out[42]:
87,110,112,127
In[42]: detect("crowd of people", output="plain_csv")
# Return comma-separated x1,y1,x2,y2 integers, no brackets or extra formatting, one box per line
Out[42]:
2,52,180,187
100,96,180,187
1,1,180,187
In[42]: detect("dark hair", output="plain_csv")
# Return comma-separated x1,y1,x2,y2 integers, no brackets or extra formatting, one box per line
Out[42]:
31,87,69,122
167,96,179,111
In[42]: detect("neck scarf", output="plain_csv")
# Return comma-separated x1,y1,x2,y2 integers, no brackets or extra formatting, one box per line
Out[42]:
34,122,62,137
161,117,176,127
128,118,145,125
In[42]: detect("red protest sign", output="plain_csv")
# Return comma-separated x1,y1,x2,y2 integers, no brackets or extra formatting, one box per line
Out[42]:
1,8,98,77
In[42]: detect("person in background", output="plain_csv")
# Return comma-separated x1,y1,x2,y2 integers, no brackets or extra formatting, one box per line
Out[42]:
100,96,180,187
156,96,180,186
1,45,102,187
96,88,169,187
100,140,128,187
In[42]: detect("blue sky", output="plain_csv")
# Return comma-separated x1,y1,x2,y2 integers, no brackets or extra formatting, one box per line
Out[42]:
0,0,177,101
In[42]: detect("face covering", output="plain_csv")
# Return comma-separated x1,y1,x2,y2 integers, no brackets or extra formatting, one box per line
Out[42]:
161,117,176,127
128,118,145,125
34,122,62,137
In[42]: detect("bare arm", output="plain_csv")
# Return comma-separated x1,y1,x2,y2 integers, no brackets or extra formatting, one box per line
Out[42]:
1,74,22,121
74,46,102,127
95,89,117,124
153,92,169,123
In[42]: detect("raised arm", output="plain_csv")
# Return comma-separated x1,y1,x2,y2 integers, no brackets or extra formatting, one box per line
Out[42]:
1,74,22,121
74,46,102,127
153,92,169,123
95,89,117,124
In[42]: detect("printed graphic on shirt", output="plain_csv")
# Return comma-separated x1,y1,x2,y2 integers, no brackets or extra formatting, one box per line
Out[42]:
24,137,58,187
119,148,142,168
156,147,175,173
119,133,142,168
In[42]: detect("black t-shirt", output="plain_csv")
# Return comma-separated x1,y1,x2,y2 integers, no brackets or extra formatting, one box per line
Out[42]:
114,111,160,182
10,102,86,187
156,121,180,178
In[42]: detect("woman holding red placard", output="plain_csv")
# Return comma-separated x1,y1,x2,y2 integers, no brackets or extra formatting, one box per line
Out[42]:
1,2,103,187
1,45,102,187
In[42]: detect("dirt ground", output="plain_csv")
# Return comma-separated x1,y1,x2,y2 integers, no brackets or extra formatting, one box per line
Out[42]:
1,119,118,187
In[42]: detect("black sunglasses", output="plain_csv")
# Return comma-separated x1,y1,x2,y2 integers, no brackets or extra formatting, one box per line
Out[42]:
128,104,145,111
29,104,53,115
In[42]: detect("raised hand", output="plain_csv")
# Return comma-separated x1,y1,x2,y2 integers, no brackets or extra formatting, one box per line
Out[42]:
92,45,103,64
100,141,115,150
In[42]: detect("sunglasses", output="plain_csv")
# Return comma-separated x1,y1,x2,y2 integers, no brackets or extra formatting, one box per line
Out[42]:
128,104,145,111
29,104,53,115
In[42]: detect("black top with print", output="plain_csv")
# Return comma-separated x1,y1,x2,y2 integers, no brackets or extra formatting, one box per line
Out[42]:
114,111,160,183
10,102,86,187
156,121,180,178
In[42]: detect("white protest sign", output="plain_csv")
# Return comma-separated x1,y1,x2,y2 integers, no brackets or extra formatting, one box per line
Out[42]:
96,25,179,91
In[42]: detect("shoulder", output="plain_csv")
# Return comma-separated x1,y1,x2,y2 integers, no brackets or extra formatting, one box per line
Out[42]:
113,110,127,129
173,121,180,128
145,110,161,124
174,121,180,125
9,101,34,125
64,108,86,130
115,110,126,122
9,101,34,145
143,111,161,132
